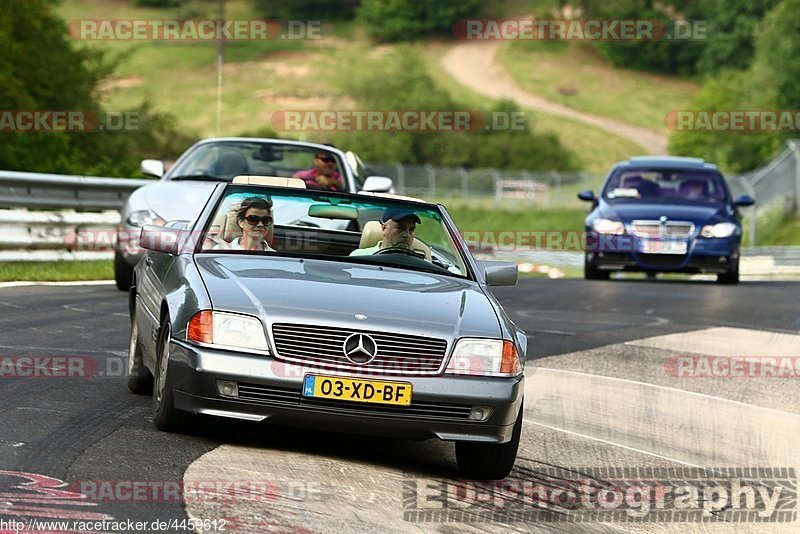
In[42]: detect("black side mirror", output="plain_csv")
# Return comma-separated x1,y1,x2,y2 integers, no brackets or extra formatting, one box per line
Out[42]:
734,194,755,207
578,190,596,202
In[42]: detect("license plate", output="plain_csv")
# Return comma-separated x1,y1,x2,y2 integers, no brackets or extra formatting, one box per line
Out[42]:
302,375,412,406
640,239,687,254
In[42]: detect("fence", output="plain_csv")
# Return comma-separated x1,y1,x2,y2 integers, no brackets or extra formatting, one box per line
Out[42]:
0,140,798,261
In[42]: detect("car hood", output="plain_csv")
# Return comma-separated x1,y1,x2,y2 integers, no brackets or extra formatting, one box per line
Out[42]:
602,201,730,223
195,255,502,341
137,181,218,222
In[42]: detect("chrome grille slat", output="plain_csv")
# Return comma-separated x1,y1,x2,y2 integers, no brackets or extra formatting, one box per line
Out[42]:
632,220,695,239
272,323,448,376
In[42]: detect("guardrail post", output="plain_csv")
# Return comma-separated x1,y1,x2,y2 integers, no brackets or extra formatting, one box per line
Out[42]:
460,167,468,199
426,164,436,199
394,163,405,195
794,141,800,216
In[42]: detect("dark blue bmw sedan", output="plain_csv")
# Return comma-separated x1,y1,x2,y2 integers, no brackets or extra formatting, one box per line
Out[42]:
578,156,755,284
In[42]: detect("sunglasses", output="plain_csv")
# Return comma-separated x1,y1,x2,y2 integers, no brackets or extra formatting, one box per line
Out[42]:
317,155,335,163
244,215,274,226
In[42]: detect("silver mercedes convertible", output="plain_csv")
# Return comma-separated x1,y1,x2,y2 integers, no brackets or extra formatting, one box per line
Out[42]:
127,176,526,479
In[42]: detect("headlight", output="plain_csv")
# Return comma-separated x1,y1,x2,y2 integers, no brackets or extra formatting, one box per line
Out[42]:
444,338,522,377
591,218,625,235
700,222,737,238
187,311,269,353
126,209,165,228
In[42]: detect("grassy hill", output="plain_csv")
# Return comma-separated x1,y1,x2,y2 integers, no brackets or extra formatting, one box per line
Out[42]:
58,0,686,172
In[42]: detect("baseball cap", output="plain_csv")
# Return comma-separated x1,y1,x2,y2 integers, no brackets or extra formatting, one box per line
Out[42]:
381,208,421,224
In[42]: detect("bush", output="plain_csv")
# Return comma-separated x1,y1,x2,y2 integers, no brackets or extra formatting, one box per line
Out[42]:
251,0,360,20
357,0,482,42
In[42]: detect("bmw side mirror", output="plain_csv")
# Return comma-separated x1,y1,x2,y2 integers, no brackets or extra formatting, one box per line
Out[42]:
734,194,755,207
139,225,184,255
577,190,596,202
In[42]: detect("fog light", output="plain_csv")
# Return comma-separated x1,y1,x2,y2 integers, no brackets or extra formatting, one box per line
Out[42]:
468,406,493,421
216,380,239,398
718,256,727,264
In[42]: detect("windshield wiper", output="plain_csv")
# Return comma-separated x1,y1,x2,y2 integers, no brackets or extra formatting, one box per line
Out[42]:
169,174,229,182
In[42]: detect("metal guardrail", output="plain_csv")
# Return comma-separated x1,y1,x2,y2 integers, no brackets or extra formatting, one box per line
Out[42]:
0,171,152,261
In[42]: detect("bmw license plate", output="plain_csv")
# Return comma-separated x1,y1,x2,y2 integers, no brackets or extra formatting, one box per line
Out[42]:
302,375,412,406
640,239,687,254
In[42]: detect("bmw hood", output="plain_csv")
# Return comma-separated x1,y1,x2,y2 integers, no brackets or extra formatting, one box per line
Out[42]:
194,255,502,341
603,201,730,224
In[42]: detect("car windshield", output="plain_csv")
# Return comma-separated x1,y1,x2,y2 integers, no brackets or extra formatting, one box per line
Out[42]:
602,169,729,203
198,185,470,278
167,141,346,187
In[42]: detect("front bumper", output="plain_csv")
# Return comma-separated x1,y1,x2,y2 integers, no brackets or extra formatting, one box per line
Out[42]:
588,234,739,274
167,340,525,444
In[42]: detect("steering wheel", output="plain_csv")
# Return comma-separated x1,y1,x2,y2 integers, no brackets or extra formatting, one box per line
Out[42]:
374,247,424,259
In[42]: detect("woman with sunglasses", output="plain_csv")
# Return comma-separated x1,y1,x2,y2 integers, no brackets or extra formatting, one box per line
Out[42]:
293,152,344,191
228,197,275,251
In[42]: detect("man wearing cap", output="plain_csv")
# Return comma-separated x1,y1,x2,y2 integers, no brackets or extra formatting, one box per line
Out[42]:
350,209,421,256
293,152,344,191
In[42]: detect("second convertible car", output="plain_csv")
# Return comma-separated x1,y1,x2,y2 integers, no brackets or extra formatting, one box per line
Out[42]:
127,176,526,479
578,156,755,283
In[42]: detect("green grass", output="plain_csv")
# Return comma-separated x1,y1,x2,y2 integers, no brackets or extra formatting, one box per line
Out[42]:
498,41,699,132
0,261,113,282
422,42,647,172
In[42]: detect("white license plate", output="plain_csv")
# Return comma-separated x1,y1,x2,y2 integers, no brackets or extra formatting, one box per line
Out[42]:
640,240,687,254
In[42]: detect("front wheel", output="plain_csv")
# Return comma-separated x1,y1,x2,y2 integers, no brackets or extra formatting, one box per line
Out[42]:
584,255,610,280
152,320,191,432
114,251,133,291
717,257,740,284
456,407,523,480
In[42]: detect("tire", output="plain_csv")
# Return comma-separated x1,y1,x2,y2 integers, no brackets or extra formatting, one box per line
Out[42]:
456,406,523,480
127,304,153,395
584,256,610,280
114,251,134,291
717,257,740,284
152,320,190,432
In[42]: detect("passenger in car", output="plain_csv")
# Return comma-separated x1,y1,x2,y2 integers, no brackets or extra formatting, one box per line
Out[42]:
293,152,345,191
214,196,276,251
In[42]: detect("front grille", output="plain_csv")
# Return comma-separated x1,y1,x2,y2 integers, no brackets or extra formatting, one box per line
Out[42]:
632,220,695,238
236,383,472,420
271,323,448,376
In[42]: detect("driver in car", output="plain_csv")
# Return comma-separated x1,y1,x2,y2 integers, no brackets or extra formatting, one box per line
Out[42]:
350,209,421,256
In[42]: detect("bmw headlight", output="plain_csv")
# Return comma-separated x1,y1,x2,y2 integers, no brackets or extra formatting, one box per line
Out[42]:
591,218,626,235
127,209,166,228
700,222,737,238
187,311,269,353
445,338,522,377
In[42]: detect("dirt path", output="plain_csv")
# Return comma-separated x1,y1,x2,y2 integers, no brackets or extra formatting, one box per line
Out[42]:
441,41,669,155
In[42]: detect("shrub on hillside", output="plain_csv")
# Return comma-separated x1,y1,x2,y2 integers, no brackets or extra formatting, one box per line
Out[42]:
357,0,482,42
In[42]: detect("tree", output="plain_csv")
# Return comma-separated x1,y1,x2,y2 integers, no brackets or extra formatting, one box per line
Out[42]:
251,0,360,21
357,0,482,42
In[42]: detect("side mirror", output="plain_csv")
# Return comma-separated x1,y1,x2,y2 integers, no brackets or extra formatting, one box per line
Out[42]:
141,159,165,178
734,194,755,207
480,260,518,286
139,225,184,254
362,176,394,193
577,190,596,202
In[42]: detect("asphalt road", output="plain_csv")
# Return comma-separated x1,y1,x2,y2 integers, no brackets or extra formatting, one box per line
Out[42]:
0,279,798,533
